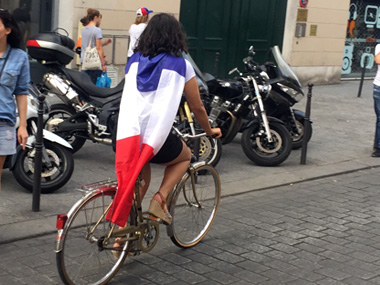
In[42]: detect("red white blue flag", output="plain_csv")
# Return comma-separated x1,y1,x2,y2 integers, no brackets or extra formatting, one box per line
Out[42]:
107,52,186,226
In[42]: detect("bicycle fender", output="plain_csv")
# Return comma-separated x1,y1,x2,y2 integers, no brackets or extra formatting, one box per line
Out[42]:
293,109,313,124
242,116,285,130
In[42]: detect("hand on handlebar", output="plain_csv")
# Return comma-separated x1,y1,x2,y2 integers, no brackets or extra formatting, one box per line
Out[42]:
207,128,222,139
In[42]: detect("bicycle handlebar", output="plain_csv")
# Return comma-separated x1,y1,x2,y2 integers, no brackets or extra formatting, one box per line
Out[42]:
172,126,210,139
182,132,208,139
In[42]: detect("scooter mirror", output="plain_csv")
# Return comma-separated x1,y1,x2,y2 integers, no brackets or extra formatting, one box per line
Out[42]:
228,67,241,76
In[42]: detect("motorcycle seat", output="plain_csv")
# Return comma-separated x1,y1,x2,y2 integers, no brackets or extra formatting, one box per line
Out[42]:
63,68,124,98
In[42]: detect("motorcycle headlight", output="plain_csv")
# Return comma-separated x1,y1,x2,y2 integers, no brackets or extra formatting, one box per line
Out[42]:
278,84,303,102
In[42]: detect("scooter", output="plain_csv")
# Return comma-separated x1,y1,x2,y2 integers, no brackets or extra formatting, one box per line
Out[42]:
3,85,74,193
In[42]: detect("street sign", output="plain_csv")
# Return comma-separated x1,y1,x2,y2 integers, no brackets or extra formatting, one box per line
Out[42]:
300,0,308,8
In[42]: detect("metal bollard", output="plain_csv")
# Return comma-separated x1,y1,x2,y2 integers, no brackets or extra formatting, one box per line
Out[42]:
357,56,368,98
32,93,46,212
300,83,313,165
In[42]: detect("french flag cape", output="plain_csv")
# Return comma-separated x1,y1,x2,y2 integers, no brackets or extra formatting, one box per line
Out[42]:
107,52,187,227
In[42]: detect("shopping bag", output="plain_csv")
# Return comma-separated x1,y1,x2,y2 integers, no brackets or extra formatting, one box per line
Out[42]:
82,46,102,70
96,72,112,88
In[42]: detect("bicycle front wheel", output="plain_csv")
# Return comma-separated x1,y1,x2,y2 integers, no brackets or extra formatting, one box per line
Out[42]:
56,188,134,285
167,163,221,248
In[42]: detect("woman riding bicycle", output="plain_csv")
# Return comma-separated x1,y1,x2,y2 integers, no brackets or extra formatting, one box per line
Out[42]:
109,13,221,228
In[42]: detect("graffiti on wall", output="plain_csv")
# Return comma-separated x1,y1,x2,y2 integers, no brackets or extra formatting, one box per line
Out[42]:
343,0,380,77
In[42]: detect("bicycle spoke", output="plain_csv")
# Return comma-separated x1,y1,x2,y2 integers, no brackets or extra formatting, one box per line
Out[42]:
168,164,221,248
56,189,129,285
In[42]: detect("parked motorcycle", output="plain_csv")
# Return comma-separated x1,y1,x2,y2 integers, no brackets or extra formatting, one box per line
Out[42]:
26,31,222,166
26,32,123,154
183,53,292,166
241,46,312,149
3,85,74,193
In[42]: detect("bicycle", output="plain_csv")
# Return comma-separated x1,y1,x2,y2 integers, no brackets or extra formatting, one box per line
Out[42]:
54,132,221,285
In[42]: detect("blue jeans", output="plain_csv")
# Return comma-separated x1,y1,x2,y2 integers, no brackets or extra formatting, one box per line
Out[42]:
374,85,380,148
82,70,102,85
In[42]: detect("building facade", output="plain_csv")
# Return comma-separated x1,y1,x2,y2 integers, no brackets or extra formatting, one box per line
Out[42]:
3,0,369,85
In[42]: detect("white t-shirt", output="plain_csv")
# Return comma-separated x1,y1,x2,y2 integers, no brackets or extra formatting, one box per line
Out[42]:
184,59,196,82
374,44,380,87
128,23,147,57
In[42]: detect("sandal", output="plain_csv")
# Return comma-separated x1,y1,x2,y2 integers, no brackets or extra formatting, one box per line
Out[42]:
148,191,172,225
112,238,137,259
112,238,124,259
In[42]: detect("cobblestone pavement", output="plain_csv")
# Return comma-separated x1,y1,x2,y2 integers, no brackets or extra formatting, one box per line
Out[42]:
2,80,380,243
1,167,380,285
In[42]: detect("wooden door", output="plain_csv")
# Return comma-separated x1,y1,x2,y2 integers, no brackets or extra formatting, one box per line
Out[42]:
180,0,287,78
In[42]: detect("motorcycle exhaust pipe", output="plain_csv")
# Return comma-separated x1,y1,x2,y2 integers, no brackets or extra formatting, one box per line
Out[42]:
43,73,80,105
92,137,112,145
86,123,112,145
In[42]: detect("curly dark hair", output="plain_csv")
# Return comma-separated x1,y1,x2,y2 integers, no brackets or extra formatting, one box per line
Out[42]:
135,13,188,57
0,9,22,49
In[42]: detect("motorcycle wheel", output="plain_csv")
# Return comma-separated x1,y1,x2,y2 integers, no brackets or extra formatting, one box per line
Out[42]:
241,122,292,166
12,140,74,193
44,104,87,154
186,135,222,167
291,113,313,150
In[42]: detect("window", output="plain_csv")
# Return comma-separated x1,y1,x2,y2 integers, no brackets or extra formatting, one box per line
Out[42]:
0,0,54,50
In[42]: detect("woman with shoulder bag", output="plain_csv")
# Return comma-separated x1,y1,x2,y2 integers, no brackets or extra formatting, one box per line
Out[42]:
80,8,106,84
0,9,29,191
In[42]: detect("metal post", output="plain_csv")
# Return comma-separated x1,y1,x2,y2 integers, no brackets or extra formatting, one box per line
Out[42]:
357,56,368,98
32,94,45,212
300,83,313,165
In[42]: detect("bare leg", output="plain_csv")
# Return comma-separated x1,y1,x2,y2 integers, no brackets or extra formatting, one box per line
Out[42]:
0,156,6,192
113,163,151,255
152,141,191,213
139,162,151,201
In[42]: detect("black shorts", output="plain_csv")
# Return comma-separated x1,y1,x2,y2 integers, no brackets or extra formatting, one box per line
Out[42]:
150,133,183,164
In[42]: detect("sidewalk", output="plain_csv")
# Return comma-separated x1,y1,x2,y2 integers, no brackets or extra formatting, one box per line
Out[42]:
1,79,379,243
2,164,380,284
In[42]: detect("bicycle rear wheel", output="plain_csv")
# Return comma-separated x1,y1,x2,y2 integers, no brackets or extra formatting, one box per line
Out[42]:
167,163,221,248
56,188,135,285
